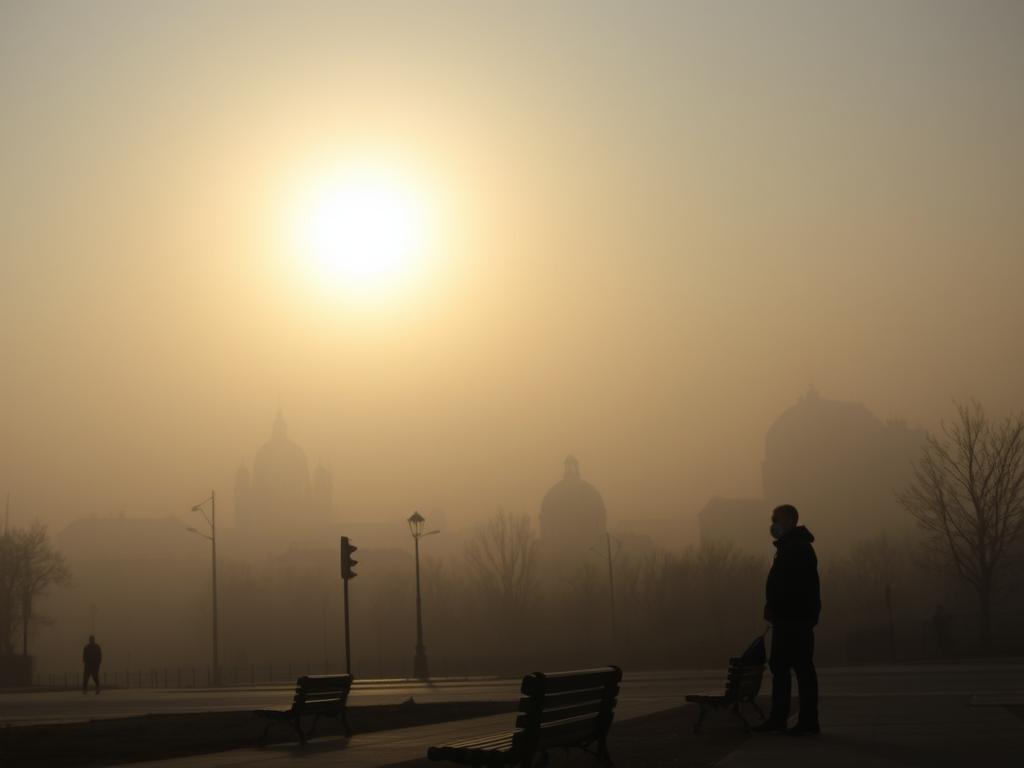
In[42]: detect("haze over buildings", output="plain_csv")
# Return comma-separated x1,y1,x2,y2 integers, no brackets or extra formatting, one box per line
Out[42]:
2,1,1023,540
700,390,927,556
2,0,1024,680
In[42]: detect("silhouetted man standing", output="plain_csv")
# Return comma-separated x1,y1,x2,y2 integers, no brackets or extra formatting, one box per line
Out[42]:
82,635,102,695
753,504,820,735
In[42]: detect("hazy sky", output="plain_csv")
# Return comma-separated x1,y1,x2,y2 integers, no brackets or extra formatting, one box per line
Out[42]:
2,0,1023,532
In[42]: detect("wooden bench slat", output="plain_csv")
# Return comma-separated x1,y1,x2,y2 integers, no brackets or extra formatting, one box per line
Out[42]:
430,666,621,766
535,718,603,750
427,740,517,764
519,685,618,712
301,696,350,708
441,731,516,749
517,699,615,727
521,668,619,695
450,737,515,753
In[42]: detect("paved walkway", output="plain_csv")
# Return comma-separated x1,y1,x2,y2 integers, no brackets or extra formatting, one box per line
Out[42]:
714,693,1024,767
60,680,1024,767
118,713,511,768
117,695,686,768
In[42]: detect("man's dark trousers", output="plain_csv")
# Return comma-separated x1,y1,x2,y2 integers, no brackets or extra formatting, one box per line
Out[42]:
83,665,100,693
769,622,818,727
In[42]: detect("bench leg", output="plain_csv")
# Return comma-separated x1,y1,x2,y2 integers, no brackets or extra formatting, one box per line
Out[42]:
305,713,321,742
598,733,614,766
749,699,766,723
340,708,353,738
731,703,752,731
258,721,272,748
693,704,709,734
293,716,307,746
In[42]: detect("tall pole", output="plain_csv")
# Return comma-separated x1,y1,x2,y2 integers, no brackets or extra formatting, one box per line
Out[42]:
343,578,352,675
211,490,219,686
413,535,428,679
606,532,617,653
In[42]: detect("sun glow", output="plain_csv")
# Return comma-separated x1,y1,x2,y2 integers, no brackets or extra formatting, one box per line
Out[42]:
291,166,434,298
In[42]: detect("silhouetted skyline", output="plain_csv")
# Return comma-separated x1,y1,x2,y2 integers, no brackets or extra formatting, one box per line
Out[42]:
3,2,1024,536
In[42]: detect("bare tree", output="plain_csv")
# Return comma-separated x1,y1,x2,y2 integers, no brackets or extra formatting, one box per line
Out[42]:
464,508,539,616
898,402,1024,651
0,529,19,656
2,523,71,656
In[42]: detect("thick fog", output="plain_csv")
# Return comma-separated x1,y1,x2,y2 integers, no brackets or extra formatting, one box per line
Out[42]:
2,2,1023,678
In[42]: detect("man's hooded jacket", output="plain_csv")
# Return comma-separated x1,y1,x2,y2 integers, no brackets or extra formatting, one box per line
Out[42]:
765,526,821,625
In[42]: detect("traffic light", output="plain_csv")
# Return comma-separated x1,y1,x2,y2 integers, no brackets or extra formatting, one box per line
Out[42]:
341,536,358,580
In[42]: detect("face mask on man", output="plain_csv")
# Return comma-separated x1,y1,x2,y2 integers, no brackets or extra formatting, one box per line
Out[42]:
770,521,788,540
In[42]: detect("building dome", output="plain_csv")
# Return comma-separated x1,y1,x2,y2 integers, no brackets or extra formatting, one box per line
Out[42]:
539,456,607,557
761,390,926,552
765,389,883,459
250,411,311,512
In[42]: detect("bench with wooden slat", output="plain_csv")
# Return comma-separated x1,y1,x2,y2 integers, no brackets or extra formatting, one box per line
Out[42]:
685,656,765,732
253,674,353,746
428,666,622,767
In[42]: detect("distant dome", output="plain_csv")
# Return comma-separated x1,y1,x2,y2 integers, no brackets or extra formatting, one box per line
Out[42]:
251,411,311,505
766,389,883,458
761,390,927,551
540,456,607,551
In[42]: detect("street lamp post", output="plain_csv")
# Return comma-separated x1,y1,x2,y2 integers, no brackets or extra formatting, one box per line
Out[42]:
604,532,617,650
407,511,439,680
590,532,619,654
186,491,218,686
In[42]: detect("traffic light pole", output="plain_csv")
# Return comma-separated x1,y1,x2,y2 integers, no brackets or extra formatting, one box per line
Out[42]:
340,536,357,677
343,577,352,675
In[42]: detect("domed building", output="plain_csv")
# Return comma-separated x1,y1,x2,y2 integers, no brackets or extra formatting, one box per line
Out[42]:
761,390,926,549
233,412,334,551
539,456,608,564
700,390,927,556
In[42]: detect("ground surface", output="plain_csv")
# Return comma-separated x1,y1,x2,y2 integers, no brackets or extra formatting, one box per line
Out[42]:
4,662,1022,726
2,662,1022,767
0,701,516,768
387,705,740,768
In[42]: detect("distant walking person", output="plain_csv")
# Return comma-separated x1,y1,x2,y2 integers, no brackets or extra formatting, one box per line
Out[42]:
753,504,820,735
82,635,102,695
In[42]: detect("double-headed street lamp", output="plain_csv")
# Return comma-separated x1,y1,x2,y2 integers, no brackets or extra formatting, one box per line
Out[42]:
186,491,218,686
407,511,439,680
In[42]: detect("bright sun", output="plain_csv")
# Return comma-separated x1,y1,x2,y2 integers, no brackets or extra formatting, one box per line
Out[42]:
292,167,432,296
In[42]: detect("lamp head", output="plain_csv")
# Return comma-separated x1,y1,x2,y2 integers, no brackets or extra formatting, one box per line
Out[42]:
407,511,425,538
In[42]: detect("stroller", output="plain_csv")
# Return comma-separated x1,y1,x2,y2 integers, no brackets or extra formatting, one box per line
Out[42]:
686,630,768,732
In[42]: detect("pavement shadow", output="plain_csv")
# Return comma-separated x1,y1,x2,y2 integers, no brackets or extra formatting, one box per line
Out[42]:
261,734,354,757
385,704,747,768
